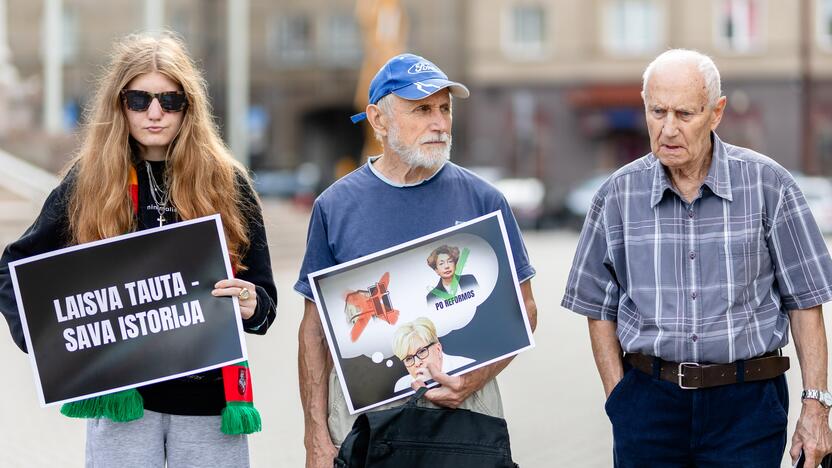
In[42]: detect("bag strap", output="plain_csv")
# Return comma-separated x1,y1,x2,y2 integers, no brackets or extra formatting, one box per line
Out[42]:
406,387,429,406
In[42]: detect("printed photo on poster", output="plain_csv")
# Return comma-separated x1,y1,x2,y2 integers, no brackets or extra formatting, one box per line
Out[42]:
9,215,247,406
309,211,534,414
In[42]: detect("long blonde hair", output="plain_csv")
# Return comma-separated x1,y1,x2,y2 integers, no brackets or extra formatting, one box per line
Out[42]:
66,32,255,271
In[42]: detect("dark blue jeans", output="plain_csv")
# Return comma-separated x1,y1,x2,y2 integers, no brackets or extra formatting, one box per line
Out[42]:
605,364,788,468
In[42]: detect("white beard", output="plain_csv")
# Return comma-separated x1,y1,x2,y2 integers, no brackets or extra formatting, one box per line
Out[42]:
387,125,452,170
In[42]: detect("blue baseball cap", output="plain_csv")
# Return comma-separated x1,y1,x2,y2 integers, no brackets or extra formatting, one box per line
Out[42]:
350,53,470,123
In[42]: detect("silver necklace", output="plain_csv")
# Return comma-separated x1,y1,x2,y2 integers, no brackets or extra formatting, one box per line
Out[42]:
145,161,170,227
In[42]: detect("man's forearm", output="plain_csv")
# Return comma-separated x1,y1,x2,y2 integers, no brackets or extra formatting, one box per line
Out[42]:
461,357,511,391
788,305,832,466
521,280,538,332
789,305,828,390
298,299,333,448
588,318,624,397
455,280,538,395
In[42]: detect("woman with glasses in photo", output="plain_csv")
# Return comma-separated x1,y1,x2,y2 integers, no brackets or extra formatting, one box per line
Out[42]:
0,32,276,467
392,317,474,392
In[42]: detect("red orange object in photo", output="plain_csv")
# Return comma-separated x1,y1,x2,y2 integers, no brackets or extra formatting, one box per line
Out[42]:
343,272,400,342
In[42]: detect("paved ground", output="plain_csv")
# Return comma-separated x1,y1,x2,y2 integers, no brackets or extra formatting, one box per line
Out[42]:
0,199,828,467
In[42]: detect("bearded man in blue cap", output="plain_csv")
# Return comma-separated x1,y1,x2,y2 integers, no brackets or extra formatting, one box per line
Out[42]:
295,53,539,467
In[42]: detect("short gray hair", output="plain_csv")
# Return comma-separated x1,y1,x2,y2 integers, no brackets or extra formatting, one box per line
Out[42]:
373,94,396,142
642,49,722,107
392,317,438,361
371,92,454,142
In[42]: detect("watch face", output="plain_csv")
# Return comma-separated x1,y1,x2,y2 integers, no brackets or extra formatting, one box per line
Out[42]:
821,392,832,407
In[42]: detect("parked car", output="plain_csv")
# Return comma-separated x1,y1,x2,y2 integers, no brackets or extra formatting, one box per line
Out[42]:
469,166,546,229
564,171,832,235
493,177,546,229
252,163,320,201
792,173,832,235
564,172,612,228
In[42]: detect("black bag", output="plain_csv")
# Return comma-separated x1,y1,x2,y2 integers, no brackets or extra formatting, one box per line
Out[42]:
335,387,519,468
795,451,832,468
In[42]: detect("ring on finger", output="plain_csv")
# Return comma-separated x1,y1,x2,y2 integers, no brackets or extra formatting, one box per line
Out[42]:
238,288,251,301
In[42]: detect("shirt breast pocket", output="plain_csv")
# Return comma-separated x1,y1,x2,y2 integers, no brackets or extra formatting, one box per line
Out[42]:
718,240,769,301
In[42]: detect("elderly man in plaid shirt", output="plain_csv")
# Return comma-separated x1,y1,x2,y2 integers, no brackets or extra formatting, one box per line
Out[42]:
563,48,832,467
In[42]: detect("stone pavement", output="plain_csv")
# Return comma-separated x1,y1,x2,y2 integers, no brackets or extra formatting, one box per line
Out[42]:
0,198,827,467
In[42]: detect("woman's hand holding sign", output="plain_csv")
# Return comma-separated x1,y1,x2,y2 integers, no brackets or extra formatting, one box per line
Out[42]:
213,279,257,320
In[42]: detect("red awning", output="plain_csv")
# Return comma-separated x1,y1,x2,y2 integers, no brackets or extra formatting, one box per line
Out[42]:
566,84,643,108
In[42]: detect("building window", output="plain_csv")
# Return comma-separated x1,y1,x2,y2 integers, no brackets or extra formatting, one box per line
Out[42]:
502,4,547,58
323,14,362,66
602,0,662,55
818,0,832,49
268,14,314,66
715,0,765,53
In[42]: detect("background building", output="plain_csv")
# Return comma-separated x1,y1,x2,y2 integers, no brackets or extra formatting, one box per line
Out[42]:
466,0,832,214
1,0,832,219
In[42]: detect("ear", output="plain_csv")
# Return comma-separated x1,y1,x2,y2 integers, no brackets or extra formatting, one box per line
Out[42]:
435,341,443,353
710,95,727,130
366,104,388,138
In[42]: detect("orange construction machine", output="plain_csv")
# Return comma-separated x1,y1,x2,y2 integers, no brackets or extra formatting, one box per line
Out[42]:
344,272,400,342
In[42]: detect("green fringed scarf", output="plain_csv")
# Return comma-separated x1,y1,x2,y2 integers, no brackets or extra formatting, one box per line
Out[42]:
60,361,261,434
59,166,261,435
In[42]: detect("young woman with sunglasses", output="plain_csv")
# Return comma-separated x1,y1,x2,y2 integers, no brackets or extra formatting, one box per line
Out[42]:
0,33,277,467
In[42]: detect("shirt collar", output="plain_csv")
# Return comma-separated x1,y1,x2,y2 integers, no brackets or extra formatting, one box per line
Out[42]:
367,155,446,187
649,132,733,207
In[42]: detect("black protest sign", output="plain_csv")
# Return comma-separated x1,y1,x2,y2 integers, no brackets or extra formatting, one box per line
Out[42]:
9,215,246,406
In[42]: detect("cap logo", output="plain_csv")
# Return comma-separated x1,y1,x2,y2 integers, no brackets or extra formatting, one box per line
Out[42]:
414,81,441,95
408,61,438,74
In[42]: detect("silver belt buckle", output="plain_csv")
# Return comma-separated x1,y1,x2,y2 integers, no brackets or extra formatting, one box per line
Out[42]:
678,362,701,389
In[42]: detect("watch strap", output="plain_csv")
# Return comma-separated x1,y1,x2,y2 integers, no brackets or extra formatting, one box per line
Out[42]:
802,389,832,408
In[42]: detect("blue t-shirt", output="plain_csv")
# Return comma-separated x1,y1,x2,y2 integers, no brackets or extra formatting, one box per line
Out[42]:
294,159,535,300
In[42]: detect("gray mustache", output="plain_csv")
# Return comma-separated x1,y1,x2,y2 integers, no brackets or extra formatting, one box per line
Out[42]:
420,133,451,144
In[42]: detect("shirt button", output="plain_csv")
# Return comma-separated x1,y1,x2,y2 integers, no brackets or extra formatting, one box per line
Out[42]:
691,291,697,300
691,334,698,342
688,210,695,218
689,251,696,260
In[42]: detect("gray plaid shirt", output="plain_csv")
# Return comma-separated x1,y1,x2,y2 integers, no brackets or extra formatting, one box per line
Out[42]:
562,133,832,364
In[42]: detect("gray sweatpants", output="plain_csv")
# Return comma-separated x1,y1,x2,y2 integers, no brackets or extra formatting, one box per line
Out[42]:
85,410,249,468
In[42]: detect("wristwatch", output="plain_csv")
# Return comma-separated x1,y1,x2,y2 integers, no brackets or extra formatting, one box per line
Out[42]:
801,389,832,408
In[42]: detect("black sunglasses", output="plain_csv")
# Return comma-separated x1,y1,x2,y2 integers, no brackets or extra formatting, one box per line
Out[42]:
121,90,188,113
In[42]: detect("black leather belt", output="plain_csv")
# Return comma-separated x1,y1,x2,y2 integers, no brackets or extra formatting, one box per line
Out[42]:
624,351,790,389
